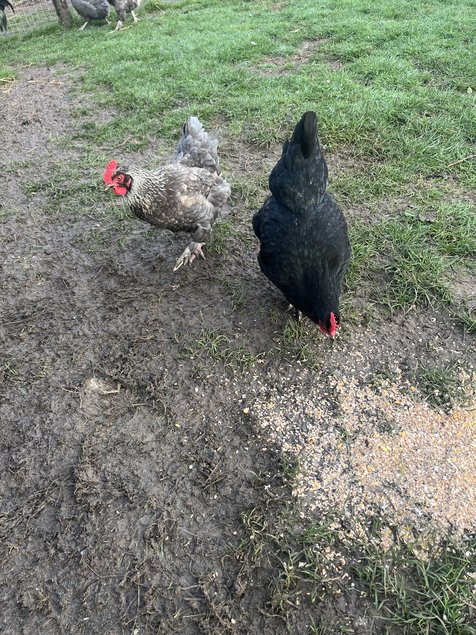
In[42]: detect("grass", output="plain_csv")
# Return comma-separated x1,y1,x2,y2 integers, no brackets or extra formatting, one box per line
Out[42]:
188,328,264,373
347,198,476,315
355,537,476,634
280,316,323,367
1,0,475,180
454,309,476,335
416,360,474,412
238,462,359,633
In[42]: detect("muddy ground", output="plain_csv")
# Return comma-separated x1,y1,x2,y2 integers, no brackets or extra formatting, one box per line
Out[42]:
1,66,475,634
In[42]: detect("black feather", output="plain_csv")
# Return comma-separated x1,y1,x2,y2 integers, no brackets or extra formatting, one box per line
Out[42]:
253,111,351,332
291,110,317,159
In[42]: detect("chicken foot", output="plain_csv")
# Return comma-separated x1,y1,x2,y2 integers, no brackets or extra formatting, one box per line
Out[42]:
109,20,125,32
174,242,206,271
286,304,302,322
109,11,139,33
78,17,110,30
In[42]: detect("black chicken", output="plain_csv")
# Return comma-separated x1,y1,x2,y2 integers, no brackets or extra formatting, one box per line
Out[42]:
252,111,351,337
0,0,14,33
70,0,110,31
104,116,231,271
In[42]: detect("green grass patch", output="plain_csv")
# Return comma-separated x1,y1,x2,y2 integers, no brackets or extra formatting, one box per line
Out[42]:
416,360,474,412
1,0,475,195
454,309,476,335
188,328,264,373
347,199,476,314
237,459,358,632
355,537,476,634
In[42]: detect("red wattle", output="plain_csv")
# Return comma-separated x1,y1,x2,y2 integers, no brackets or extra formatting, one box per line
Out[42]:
112,185,128,196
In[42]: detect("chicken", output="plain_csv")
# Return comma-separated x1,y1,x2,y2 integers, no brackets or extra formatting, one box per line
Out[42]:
0,0,14,32
104,116,231,271
252,111,351,337
70,0,110,31
107,0,140,32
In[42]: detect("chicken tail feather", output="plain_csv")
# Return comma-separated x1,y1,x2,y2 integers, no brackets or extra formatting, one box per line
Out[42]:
174,116,221,174
290,111,317,159
269,110,328,212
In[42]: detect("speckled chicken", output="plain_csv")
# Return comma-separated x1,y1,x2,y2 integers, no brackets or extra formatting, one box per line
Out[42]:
104,117,231,271
70,0,110,30
108,0,141,32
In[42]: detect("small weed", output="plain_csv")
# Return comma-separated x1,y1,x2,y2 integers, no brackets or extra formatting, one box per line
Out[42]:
2,361,19,382
0,208,14,220
416,360,473,412
453,309,476,335
280,317,321,368
188,329,264,373
282,315,307,344
222,279,249,311
280,453,300,483
207,218,240,256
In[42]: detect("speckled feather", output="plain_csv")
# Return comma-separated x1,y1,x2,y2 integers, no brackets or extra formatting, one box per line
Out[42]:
71,0,109,20
107,0,140,23
119,118,230,244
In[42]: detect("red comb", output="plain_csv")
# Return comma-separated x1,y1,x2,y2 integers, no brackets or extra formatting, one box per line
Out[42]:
329,312,338,338
104,160,118,185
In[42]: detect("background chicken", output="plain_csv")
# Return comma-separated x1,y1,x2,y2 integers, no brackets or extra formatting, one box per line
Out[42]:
71,0,140,32
108,0,140,32
104,116,231,270
252,111,351,337
70,0,109,31
0,0,14,32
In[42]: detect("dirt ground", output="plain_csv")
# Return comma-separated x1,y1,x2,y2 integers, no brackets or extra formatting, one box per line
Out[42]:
1,66,475,634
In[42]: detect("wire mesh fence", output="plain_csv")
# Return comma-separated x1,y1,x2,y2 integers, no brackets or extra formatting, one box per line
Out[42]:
1,0,64,37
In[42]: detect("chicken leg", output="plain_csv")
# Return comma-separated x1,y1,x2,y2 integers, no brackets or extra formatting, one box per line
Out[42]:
173,242,206,271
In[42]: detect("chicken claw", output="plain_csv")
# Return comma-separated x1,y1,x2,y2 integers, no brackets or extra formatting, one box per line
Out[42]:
173,242,206,271
286,304,302,322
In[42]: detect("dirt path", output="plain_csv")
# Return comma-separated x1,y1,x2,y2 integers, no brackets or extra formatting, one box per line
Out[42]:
1,66,475,635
